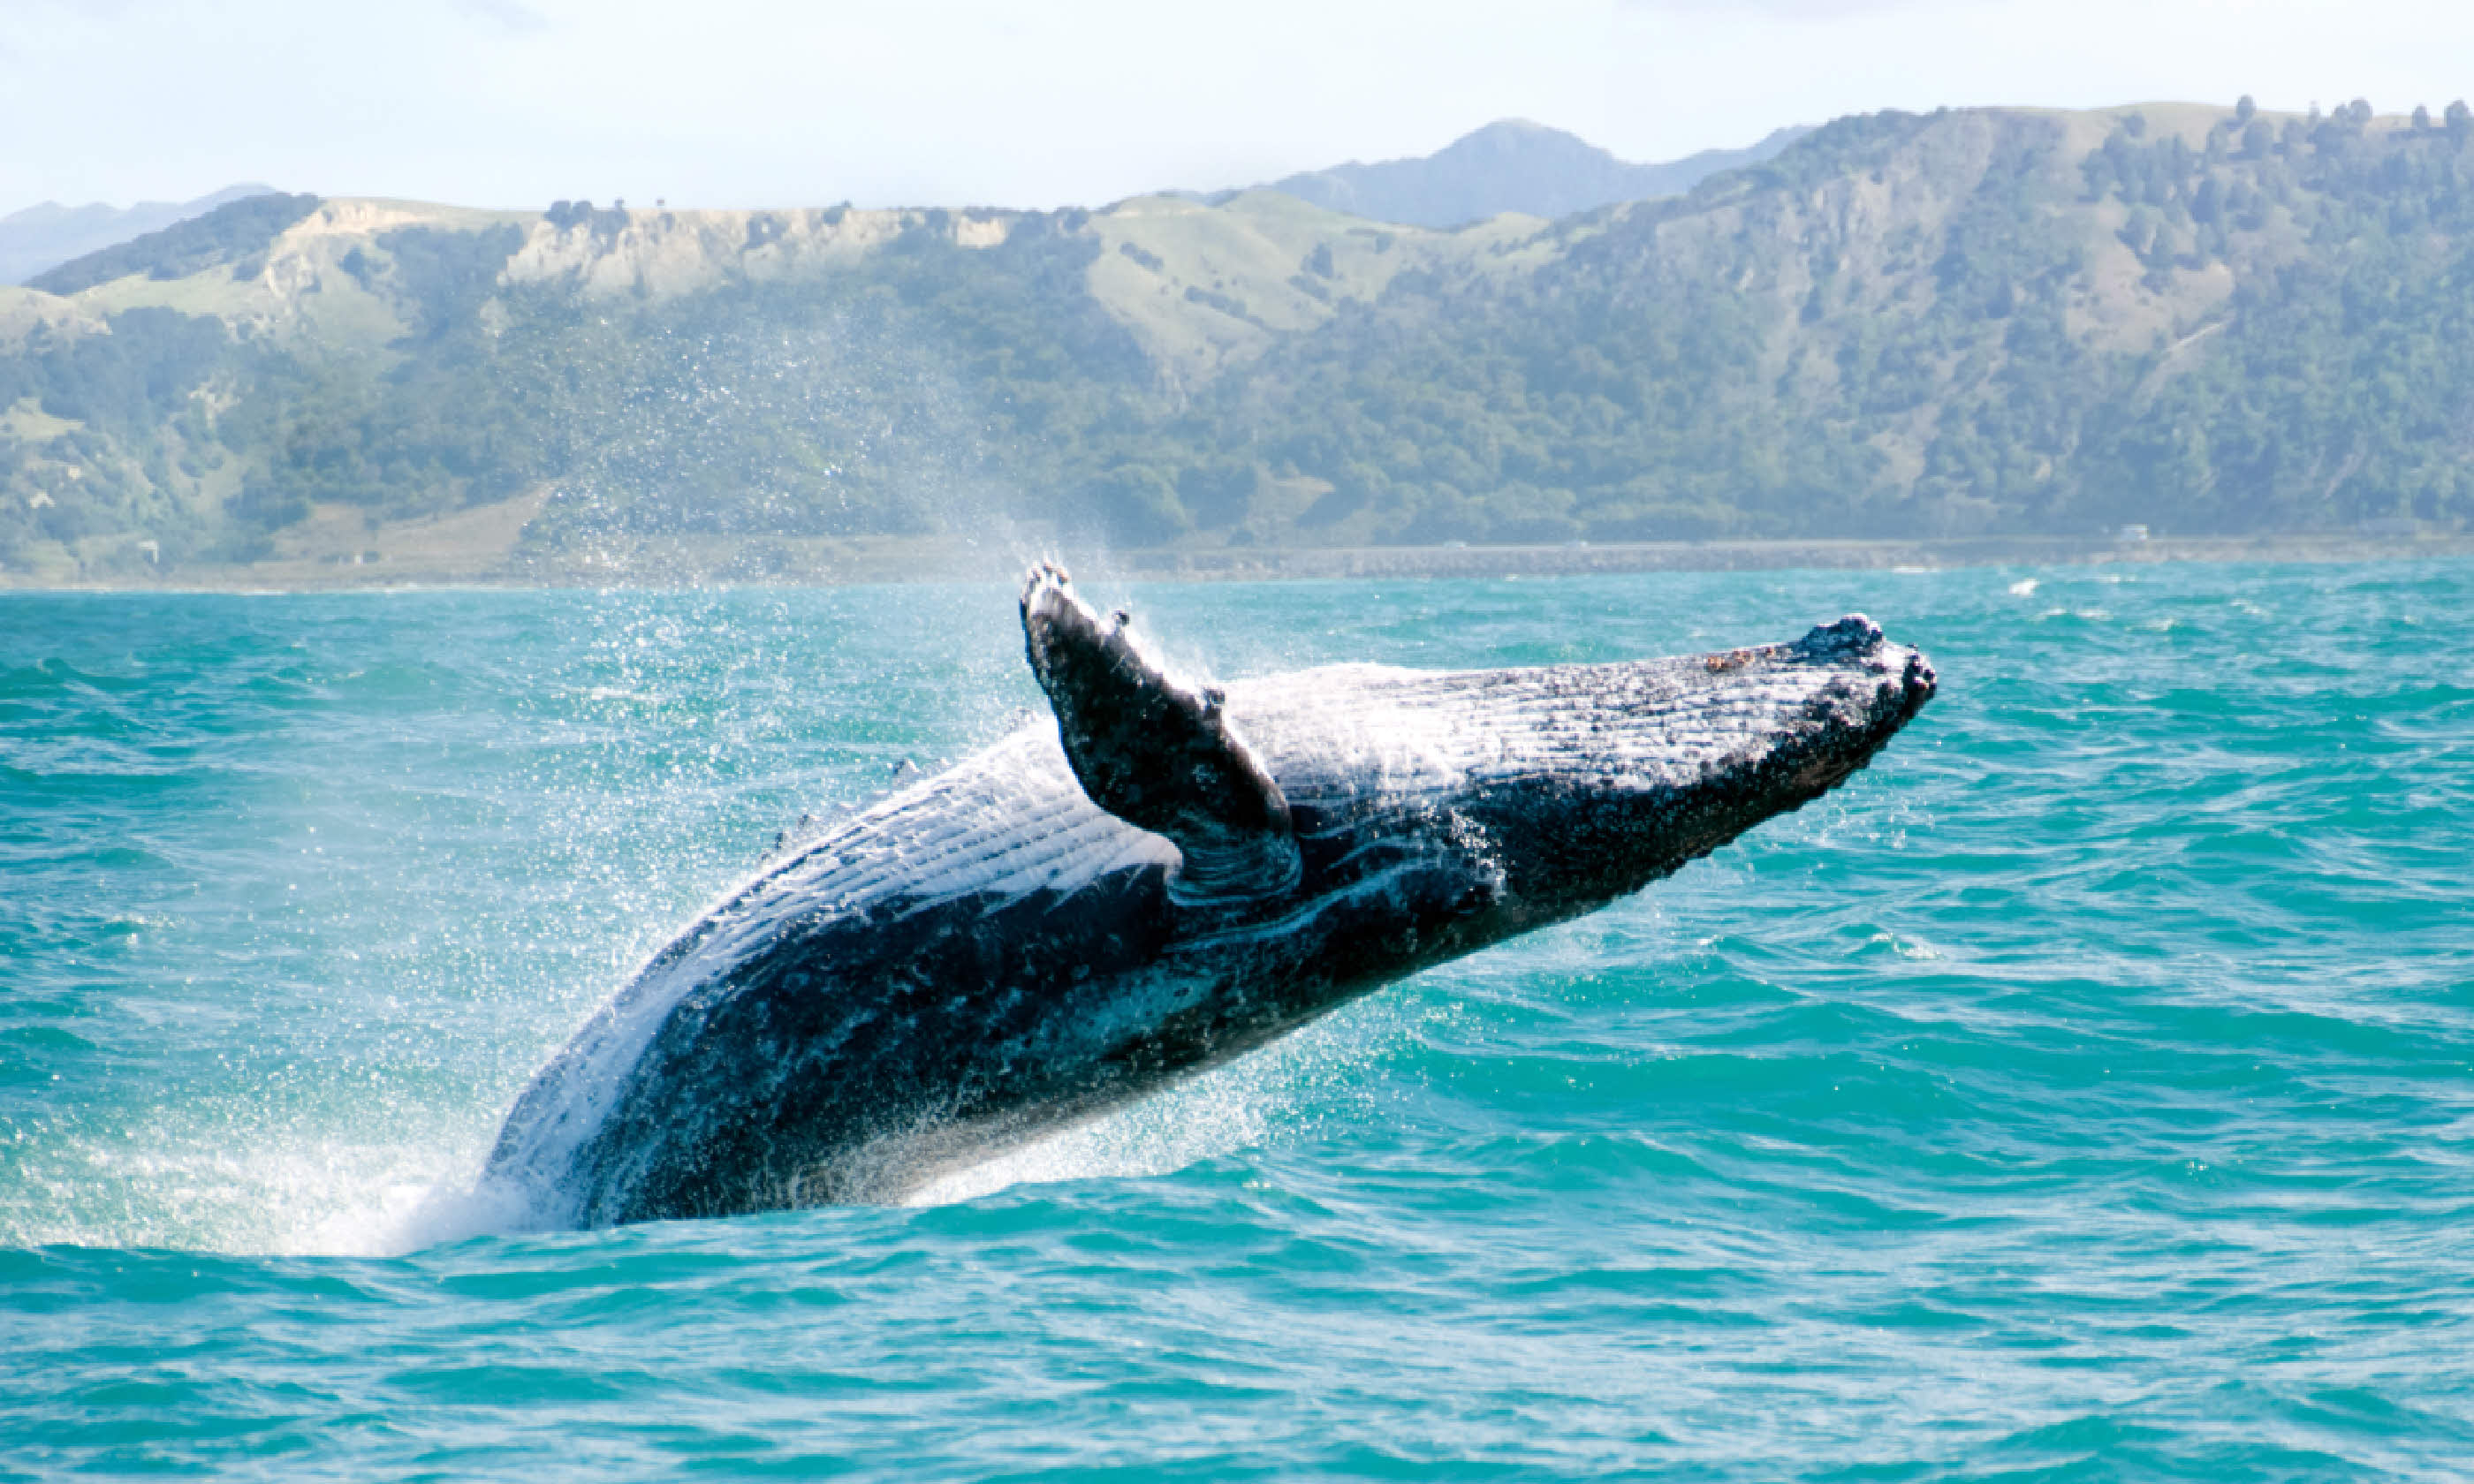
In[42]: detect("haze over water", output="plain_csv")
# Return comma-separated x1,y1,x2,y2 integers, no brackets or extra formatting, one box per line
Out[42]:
3,561,2469,1478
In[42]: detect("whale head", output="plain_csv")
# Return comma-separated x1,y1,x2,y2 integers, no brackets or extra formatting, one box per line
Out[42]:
1024,564,1933,926
1223,615,1937,925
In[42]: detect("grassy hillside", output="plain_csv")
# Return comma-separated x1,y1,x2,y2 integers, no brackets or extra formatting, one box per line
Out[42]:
5,100,2472,579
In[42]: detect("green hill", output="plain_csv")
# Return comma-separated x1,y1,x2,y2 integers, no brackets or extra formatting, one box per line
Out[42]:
5,100,2472,580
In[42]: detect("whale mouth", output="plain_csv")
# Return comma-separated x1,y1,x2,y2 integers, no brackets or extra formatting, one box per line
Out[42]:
1901,649,1939,714
1786,636,1936,798
1825,617,1938,784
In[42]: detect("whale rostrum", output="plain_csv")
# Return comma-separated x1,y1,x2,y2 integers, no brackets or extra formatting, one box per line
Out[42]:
483,566,1937,1226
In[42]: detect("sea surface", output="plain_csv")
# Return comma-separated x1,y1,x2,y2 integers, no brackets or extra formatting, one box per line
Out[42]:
2,561,2469,1480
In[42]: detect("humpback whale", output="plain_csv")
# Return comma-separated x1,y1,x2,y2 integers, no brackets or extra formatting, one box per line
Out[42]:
484,565,1937,1226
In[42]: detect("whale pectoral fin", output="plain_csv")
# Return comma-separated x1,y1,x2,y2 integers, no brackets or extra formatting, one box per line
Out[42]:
1021,563,1301,901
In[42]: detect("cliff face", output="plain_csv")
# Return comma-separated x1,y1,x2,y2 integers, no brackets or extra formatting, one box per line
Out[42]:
5,101,2472,579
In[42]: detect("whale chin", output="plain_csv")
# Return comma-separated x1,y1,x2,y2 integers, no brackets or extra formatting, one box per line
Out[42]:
483,572,1937,1227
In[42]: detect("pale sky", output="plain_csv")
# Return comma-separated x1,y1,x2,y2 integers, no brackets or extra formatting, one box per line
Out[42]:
5,0,2469,216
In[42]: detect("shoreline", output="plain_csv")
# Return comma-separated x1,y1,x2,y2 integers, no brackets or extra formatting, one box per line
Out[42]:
4,530,2469,593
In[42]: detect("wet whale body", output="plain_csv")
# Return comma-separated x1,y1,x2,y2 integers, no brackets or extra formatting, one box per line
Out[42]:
484,566,1937,1227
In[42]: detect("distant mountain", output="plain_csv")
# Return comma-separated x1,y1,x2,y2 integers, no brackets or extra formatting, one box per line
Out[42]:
0,184,280,285
1208,118,1812,227
27,193,323,297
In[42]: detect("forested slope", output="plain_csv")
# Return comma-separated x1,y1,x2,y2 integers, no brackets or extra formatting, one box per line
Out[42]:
4,100,2470,578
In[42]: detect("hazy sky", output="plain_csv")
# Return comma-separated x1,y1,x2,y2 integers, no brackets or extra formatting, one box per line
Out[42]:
7,0,2470,216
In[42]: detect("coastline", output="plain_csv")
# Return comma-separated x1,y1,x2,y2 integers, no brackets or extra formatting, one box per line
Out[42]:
4,529,2469,593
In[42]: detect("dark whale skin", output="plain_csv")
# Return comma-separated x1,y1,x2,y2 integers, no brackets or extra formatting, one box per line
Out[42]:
483,608,1935,1227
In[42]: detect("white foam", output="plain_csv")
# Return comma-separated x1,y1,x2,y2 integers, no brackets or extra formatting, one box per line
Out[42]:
904,996,1403,1208
901,1083,1273,1208
0,1129,505,1257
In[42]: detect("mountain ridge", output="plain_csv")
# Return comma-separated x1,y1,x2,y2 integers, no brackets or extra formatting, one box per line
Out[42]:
1197,118,1812,227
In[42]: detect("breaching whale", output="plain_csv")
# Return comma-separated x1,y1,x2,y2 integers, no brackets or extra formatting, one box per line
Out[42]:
483,564,1936,1226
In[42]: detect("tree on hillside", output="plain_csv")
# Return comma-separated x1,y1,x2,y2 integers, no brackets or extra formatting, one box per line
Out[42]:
1087,463,1188,545
2235,95,2257,125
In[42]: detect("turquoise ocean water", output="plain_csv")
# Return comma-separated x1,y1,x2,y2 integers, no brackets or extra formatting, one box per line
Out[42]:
2,561,2469,1479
